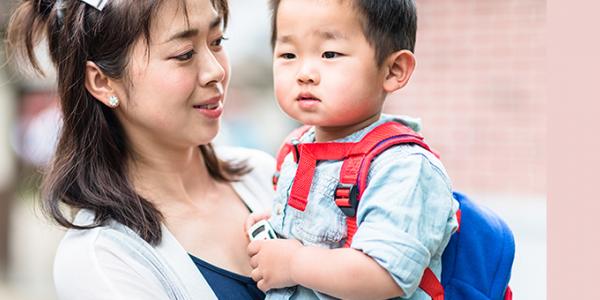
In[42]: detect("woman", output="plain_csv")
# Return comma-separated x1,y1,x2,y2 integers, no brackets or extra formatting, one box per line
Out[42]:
7,0,273,299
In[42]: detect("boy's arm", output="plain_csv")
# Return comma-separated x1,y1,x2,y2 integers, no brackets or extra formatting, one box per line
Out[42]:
350,146,458,298
291,245,404,300
248,239,403,300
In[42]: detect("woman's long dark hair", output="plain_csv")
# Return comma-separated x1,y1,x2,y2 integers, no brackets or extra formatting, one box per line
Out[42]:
6,0,246,245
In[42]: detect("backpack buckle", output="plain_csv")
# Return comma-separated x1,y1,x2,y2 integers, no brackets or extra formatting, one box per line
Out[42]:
335,183,358,217
272,171,280,189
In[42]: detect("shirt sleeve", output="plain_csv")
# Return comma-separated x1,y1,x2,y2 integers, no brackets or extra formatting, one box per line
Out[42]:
350,145,458,298
54,228,172,300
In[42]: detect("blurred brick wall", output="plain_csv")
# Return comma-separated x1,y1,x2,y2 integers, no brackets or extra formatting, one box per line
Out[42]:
386,0,546,196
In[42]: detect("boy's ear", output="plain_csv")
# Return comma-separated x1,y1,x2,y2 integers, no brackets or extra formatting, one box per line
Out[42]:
382,50,416,93
84,61,122,108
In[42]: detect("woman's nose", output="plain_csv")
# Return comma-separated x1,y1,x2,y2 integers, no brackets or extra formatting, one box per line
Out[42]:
198,50,226,87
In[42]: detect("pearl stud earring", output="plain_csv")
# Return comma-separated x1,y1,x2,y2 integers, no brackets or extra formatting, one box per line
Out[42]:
108,95,120,108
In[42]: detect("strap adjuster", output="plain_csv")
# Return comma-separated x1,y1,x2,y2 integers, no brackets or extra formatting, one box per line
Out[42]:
335,183,359,217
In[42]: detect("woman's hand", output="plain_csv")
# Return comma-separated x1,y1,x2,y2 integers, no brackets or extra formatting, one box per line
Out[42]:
247,239,303,292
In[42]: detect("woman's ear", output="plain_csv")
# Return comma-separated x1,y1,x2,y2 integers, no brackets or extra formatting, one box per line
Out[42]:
84,61,121,108
382,50,416,93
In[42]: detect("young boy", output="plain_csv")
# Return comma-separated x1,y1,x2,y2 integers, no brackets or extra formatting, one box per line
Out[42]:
247,0,459,299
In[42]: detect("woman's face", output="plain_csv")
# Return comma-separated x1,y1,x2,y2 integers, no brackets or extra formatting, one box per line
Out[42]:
114,0,230,152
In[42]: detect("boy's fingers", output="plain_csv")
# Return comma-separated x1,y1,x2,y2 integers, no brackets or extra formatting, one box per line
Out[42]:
245,214,258,232
245,212,271,232
250,254,259,268
257,279,268,292
251,268,262,283
247,240,263,256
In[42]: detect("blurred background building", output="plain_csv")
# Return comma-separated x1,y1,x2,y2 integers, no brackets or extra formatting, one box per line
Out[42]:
0,0,546,299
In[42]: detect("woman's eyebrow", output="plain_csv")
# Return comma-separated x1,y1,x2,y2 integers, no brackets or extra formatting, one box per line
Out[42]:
164,29,199,43
163,16,222,44
209,16,223,30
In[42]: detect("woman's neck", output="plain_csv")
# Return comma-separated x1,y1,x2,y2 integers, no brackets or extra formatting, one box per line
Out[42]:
128,144,216,208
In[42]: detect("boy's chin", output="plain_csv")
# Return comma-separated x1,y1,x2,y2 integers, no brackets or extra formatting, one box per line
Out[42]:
293,118,324,127
286,112,325,126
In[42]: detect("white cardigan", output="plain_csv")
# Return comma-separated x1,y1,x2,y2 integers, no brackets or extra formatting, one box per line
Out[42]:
53,147,275,300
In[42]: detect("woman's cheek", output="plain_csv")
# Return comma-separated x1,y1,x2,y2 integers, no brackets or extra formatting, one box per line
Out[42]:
162,70,197,93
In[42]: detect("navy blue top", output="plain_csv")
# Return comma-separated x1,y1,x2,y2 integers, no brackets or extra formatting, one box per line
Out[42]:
189,254,265,300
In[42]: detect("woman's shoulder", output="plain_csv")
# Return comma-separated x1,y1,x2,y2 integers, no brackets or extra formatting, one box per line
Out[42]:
54,210,140,277
53,210,175,299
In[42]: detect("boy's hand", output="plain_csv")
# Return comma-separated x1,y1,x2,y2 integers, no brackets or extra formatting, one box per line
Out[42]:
245,212,271,235
247,239,303,292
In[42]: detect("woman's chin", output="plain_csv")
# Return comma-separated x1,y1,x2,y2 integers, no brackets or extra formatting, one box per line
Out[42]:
190,122,220,144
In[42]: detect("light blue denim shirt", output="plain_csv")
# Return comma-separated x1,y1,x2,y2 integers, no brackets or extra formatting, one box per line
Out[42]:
267,115,459,300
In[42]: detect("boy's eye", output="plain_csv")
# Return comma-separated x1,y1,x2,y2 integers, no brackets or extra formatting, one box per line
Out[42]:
280,53,296,59
322,51,341,59
174,49,196,61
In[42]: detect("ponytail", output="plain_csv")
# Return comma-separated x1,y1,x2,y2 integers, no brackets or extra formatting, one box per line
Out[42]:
7,0,54,75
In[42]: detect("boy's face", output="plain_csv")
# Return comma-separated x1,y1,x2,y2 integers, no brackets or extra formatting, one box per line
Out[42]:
273,0,388,140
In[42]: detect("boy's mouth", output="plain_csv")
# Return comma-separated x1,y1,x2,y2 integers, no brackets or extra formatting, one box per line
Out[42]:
296,92,321,102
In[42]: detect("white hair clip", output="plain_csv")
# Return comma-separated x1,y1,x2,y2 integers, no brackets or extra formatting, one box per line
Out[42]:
81,0,108,11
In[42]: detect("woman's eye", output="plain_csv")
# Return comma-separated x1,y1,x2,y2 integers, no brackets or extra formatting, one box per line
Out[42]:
322,51,341,59
212,36,228,48
280,53,296,59
174,50,196,61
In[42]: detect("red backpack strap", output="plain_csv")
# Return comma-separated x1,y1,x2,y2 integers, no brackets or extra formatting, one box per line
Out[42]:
273,125,354,211
288,142,354,211
420,268,445,300
335,121,428,246
273,125,312,190
504,286,513,300
335,121,446,300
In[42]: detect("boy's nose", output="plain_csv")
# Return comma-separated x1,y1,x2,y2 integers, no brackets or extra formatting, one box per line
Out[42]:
296,65,320,85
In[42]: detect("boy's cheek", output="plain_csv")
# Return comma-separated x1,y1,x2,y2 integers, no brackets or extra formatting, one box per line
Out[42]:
327,78,355,96
273,80,287,97
272,63,290,80
273,75,294,100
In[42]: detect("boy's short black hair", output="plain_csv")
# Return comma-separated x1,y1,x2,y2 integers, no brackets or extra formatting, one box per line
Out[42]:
269,0,417,66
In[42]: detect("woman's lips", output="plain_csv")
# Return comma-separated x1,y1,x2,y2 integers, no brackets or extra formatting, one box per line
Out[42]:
193,101,223,119
193,102,220,109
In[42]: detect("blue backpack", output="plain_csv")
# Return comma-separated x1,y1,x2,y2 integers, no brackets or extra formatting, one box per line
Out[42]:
273,121,515,299
442,192,514,300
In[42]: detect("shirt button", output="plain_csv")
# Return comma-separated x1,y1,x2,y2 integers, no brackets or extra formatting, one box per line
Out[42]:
274,203,284,215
